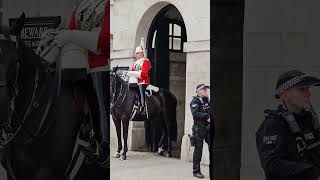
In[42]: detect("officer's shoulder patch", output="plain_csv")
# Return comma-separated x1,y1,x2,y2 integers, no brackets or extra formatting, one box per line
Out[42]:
262,135,278,145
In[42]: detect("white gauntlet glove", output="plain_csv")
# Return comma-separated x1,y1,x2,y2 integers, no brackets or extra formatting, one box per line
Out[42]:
128,71,141,78
53,30,100,54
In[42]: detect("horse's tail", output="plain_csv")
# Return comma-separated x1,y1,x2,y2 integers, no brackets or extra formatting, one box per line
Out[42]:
161,89,178,142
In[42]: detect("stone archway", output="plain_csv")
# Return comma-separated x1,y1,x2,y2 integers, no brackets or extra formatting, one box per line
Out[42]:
129,3,187,157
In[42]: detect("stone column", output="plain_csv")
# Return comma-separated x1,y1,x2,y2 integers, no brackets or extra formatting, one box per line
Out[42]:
180,40,210,165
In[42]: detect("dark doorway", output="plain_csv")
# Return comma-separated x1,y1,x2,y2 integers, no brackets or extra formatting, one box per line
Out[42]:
145,4,187,156
147,4,187,90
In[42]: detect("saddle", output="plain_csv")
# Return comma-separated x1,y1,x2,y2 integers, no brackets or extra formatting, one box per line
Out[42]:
128,84,160,121
146,84,159,97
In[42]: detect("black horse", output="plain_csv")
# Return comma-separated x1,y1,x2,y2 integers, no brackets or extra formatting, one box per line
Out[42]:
0,14,108,180
110,68,177,160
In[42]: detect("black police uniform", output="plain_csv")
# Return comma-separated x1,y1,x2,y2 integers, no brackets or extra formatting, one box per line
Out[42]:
190,96,210,175
256,105,320,180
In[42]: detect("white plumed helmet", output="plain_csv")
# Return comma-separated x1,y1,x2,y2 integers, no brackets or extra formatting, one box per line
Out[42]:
135,38,145,54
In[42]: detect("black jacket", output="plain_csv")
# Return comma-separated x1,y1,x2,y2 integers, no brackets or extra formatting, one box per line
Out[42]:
190,96,210,125
256,105,320,180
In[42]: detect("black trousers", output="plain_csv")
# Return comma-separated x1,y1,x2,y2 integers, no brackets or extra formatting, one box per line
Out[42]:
192,124,210,174
86,71,110,144
134,84,147,108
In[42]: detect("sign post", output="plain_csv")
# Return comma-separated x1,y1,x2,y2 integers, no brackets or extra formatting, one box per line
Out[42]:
9,16,61,50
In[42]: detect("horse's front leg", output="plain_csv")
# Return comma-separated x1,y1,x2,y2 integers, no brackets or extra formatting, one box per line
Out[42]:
112,116,122,158
120,118,129,160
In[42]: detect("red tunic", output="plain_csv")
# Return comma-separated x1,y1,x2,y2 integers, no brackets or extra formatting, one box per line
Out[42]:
68,0,110,68
131,58,151,85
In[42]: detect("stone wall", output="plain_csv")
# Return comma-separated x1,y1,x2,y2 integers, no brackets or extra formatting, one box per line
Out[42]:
242,0,320,179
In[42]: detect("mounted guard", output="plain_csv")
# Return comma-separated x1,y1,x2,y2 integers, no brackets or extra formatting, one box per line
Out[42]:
124,38,152,115
36,0,110,167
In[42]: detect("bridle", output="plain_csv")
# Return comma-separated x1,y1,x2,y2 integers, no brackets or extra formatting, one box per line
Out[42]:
0,33,39,146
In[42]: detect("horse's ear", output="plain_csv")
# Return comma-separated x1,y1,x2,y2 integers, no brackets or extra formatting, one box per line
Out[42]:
113,66,119,73
10,12,26,36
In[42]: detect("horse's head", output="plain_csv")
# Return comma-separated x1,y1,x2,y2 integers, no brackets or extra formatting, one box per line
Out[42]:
0,13,25,127
110,66,126,106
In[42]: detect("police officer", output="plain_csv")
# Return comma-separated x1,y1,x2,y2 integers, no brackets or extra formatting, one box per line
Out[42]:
190,83,210,179
256,70,320,180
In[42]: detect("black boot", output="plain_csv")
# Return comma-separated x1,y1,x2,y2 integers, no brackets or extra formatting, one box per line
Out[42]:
138,84,147,114
88,70,110,167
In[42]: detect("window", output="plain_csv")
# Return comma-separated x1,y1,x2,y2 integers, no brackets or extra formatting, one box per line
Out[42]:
169,23,183,51
148,19,186,53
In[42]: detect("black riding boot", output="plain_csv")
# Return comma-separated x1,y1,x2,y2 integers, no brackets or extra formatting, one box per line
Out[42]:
88,70,110,167
138,84,147,114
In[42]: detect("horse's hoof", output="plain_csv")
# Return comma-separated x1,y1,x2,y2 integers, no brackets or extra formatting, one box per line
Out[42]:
158,147,165,154
120,155,127,160
113,152,121,158
165,152,173,158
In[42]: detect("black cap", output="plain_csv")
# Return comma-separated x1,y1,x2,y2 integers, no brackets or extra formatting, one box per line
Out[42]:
196,84,210,92
275,70,320,99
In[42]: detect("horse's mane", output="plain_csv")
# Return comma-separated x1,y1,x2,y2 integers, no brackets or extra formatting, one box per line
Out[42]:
0,25,44,68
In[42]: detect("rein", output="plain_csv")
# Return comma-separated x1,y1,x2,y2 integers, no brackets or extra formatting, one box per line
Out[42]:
110,72,129,110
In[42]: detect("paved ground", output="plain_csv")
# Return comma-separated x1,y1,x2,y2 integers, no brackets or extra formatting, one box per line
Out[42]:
0,150,210,180
111,150,210,180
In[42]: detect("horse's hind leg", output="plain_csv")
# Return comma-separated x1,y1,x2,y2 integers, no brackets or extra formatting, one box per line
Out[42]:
113,116,122,158
157,125,166,156
165,122,173,158
152,124,157,152
165,136,173,158
163,112,173,158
